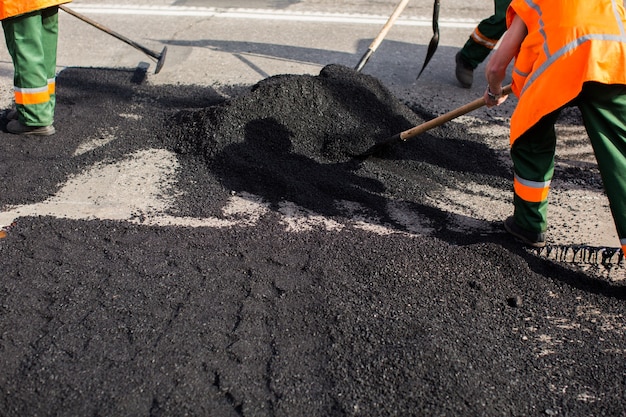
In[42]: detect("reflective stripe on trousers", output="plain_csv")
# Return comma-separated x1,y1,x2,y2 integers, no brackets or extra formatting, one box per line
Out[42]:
14,78,55,105
513,174,551,203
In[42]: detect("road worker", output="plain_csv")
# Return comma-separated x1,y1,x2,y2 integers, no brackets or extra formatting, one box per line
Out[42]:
1,0,71,136
484,0,626,255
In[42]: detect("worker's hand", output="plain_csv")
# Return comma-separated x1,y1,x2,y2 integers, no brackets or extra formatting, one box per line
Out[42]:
484,86,508,107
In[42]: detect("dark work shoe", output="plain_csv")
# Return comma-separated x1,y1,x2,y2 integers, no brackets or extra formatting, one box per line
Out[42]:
503,216,546,248
7,119,55,136
455,51,474,88
6,109,17,120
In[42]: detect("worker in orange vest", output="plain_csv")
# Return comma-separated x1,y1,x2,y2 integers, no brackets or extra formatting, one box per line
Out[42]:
1,0,71,136
483,0,626,254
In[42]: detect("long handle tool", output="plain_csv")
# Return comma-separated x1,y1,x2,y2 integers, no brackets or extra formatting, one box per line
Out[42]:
355,0,410,72
60,5,167,74
356,84,512,158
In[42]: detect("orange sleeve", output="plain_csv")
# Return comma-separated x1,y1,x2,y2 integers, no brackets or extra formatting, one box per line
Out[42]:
506,2,517,28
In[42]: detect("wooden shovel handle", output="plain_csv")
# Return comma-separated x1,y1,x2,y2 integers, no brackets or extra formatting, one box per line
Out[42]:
399,84,512,141
369,0,410,51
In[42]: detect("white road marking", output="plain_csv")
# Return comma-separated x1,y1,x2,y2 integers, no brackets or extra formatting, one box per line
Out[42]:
66,4,479,28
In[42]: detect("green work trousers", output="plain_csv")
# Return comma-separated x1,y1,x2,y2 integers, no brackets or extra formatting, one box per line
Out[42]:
2,7,59,126
511,82,626,249
459,0,511,69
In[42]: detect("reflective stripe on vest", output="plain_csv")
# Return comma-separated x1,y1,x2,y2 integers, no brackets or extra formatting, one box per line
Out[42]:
14,78,55,106
508,0,626,143
513,174,550,203
621,238,626,256
519,34,626,98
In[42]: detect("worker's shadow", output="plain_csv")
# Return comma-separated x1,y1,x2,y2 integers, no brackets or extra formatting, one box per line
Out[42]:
212,117,389,219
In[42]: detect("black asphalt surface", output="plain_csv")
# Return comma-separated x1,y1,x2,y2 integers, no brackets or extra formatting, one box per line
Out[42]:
0,65,625,416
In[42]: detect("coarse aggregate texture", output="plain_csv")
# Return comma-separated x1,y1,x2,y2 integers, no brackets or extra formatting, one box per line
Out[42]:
0,65,625,417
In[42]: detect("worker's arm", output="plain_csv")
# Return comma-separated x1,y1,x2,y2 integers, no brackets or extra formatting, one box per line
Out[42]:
484,14,528,107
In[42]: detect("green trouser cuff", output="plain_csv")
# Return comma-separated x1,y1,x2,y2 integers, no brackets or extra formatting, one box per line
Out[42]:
459,40,491,69
513,195,548,233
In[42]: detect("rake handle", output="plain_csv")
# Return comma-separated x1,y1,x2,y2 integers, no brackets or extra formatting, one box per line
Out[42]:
60,5,168,73
60,6,161,60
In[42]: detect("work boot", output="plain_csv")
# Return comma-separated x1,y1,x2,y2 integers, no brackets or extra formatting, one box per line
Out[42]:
455,51,474,88
503,216,546,248
6,119,55,136
5,109,17,120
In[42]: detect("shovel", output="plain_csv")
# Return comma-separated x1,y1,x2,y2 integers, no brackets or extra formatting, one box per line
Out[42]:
417,0,440,79
355,84,512,158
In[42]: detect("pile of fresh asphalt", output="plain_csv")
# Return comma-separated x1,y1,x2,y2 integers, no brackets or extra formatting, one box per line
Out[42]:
166,63,513,230
0,64,624,416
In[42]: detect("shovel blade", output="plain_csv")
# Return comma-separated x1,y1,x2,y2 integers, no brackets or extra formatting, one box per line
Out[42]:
417,0,440,79
417,34,439,79
354,133,403,159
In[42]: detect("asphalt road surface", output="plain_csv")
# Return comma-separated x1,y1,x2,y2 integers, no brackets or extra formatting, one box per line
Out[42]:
0,1,625,416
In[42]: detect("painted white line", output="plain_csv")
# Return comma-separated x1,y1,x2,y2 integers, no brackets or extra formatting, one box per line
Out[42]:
65,4,479,28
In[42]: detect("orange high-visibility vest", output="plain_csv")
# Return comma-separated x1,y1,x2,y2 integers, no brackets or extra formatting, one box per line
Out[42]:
0,0,71,20
507,0,626,144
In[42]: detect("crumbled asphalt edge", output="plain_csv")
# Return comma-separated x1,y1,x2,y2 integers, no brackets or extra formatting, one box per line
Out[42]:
0,65,625,417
